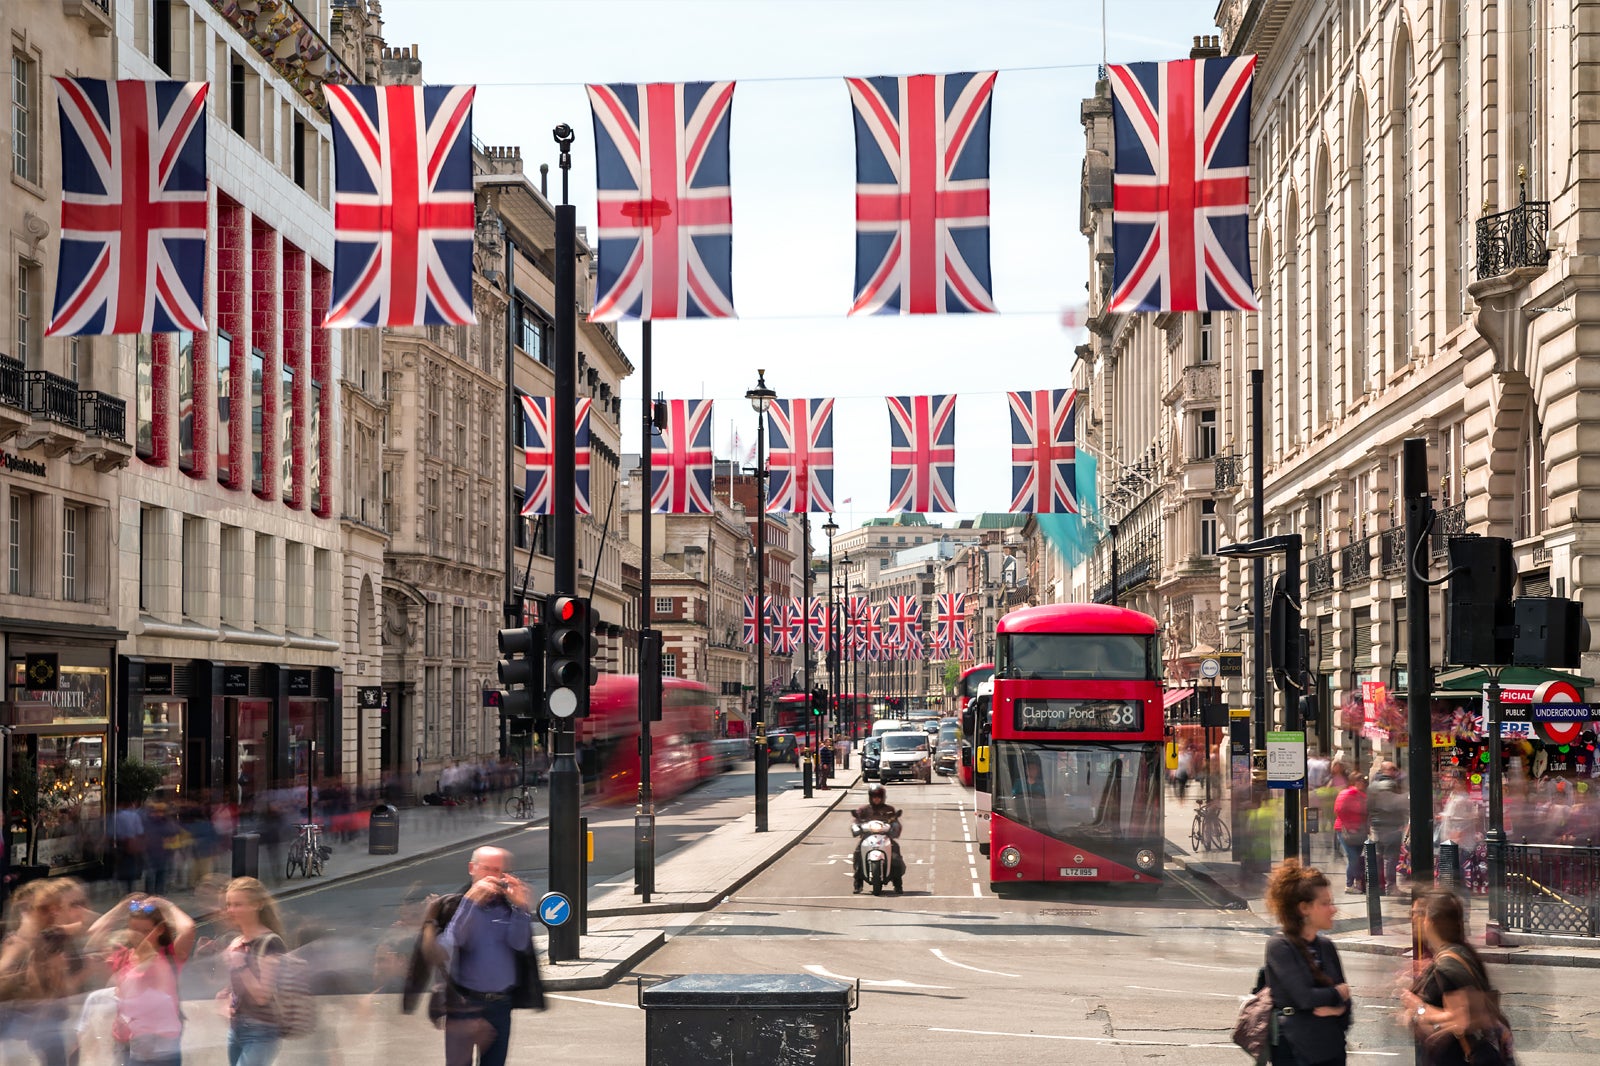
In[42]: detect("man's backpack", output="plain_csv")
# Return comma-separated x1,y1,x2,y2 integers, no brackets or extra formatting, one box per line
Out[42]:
1231,967,1273,1063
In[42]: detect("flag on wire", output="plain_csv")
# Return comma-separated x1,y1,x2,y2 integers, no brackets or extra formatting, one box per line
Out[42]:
519,396,593,516
887,394,958,513
766,399,836,514
806,597,828,651
933,593,966,657
848,596,870,661
651,399,717,513
784,598,807,654
586,81,736,320
48,79,209,337
846,72,997,315
324,84,477,327
886,594,922,649
904,635,926,662
865,605,885,661
743,594,770,646
1107,56,1258,313
770,607,794,655
1007,388,1079,514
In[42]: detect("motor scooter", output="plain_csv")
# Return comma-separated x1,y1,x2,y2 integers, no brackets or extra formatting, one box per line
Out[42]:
851,814,901,895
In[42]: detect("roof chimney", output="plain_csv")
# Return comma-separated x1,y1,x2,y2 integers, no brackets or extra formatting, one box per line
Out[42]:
1190,34,1222,59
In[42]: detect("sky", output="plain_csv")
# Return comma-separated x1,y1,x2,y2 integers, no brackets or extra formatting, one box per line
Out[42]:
383,0,1207,526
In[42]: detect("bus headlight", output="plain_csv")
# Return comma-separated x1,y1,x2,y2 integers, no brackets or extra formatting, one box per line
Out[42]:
1135,849,1157,870
999,846,1021,868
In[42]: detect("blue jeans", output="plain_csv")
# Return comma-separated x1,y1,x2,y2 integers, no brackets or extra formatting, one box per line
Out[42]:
228,1020,281,1066
445,1000,513,1066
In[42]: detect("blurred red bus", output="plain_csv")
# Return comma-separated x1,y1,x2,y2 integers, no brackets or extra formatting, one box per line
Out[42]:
957,663,994,714
981,605,1165,888
580,675,719,805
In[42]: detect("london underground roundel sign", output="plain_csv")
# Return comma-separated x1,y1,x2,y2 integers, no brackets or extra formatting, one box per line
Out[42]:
1531,680,1586,745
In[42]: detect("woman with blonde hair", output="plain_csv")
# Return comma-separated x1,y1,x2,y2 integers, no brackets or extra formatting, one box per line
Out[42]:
0,878,86,1065
218,877,288,1065
1261,859,1353,1065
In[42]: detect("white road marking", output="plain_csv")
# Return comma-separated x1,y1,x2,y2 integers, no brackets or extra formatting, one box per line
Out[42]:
970,882,981,897
592,881,632,887
1149,957,1257,973
1125,984,1240,1000
930,948,1018,977
546,993,639,1010
804,964,951,990
929,1027,1240,1049
968,867,978,879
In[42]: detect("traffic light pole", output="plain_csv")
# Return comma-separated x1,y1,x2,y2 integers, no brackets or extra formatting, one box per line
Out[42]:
753,394,769,833
1402,437,1435,888
636,322,656,901
801,519,812,755
547,125,581,963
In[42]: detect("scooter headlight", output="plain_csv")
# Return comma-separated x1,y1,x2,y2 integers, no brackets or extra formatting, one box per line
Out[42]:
1136,849,1157,870
867,849,885,863
999,845,1021,869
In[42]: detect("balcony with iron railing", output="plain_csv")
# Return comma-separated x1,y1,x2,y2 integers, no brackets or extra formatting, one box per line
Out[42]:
1379,527,1407,577
1341,535,1372,585
1214,452,1242,490
1307,551,1335,596
77,391,126,442
1475,179,1550,281
1432,501,1466,559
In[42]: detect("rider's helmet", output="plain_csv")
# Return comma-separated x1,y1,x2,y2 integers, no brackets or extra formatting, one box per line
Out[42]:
868,785,886,802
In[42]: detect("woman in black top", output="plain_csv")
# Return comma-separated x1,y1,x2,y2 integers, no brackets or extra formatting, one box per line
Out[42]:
1397,889,1508,1066
1263,859,1353,1066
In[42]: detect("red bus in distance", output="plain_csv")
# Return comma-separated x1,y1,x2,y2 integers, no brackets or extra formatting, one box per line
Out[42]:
984,604,1165,887
580,675,719,804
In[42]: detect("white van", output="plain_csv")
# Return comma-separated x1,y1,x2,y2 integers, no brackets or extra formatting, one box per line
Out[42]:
870,718,916,738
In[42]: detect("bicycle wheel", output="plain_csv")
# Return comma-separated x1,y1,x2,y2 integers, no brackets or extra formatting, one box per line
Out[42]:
286,842,305,879
504,794,525,818
1208,816,1232,851
1190,813,1205,853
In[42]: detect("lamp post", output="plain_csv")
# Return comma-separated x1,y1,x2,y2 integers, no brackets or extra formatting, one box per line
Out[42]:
823,516,839,736
746,370,777,833
1108,523,1120,607
1217,533,1303,866
841,551,852,739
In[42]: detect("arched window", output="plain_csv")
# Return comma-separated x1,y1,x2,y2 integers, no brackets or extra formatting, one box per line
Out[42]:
1284,197,1301,447
1258,227,1275,460
1391,30,1414,365
1313,152,1331,425
1349,90,1369,396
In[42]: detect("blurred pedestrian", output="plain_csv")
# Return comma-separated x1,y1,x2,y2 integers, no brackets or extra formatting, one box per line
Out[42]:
0,878,86,1065
104,910,184,1066
403,846,544,1066
218,877,288,1066
113,799,147,895
1262,860,1352,1066
818,738,835,788
1368,772,1408,895
1396,889,1513,1066
1334,774,1369,894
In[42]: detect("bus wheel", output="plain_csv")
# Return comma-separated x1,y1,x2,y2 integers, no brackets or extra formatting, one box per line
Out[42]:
978,842,989,857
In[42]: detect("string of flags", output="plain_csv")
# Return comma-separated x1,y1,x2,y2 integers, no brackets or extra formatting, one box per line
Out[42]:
741,593,972,662
44,57,1257,337
521,388,1080,516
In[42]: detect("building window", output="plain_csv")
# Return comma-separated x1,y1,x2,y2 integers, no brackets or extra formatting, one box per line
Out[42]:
14,258,38,366
217,332,232,484
254,534,273,628
1195,409,1218,460
453,485,465,554
451,605,466,658
1198,312,1214,363
292,117,307,188
424,602,440,657
12,52,36,183
181,516,201,618
68,337,83,384
152,0,173,74
382,470,393,532
661,652,678,678
426,382,440,450
9,492,31,596
229,58,245,138
62,504,82,602
515,299,547,363
250,349,265,493
136,336,155,459
426,477,440,549
177,333,195,471
654,597,673,616
220,526,243,626
424,666,440,758
454,394,467,463
280,362,294,502
1200,500,1218,556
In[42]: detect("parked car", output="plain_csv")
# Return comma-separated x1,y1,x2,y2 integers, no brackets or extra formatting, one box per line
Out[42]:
876,731,933,784
934,738,959,776
861,737,883,781
765,730,798,764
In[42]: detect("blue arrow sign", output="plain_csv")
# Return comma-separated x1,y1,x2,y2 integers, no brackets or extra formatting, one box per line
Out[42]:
537,892,572,927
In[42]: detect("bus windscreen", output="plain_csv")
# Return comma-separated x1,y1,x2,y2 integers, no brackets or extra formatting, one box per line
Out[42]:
1000,633,1153,680
992,741,1161,840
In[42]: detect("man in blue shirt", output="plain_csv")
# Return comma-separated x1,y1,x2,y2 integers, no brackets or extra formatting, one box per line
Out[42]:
431,846,535,1066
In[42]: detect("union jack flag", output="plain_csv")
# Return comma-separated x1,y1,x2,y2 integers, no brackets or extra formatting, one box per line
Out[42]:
848,596,870,661
887,395,958,513
886,595,922,649
846,72,997,315
903,635,926,662
586,81,736,320
865,604,885,661
766,399,835,514
651,399,716,513
519,396,593,516
932,593,966,656
324,84,477,328
743,594,771,647
48,79,209,337
806,597,828,651
770,609,794,655
1108,57,1258,313
1008,389,1079,514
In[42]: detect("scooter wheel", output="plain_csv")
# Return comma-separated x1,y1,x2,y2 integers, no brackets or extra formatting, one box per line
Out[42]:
872,883,883,896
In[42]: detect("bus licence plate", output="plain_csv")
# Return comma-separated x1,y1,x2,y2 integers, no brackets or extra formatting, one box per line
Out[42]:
1059,867,1098,878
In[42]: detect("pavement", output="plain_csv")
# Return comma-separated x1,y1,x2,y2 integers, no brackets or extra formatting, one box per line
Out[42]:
1161,786,1600,969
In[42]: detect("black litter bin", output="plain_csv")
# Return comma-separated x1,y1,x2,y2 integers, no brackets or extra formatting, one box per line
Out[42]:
368,804,400,855
641,973,854,1065
231,832,260,878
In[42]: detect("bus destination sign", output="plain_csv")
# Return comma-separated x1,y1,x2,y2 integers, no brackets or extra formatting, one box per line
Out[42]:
1012,699,1144,733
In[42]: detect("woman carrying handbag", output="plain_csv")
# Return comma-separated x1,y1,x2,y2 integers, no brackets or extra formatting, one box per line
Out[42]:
1396,889,1513,1066
1263,860,1353,1066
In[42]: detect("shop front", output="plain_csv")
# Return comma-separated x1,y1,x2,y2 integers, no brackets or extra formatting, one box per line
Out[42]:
118,659,343,810
3,628,121,873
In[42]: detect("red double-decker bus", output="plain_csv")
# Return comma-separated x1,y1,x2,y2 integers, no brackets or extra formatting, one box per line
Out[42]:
580,676,718,804
982,604,1165,887
956,663,994,714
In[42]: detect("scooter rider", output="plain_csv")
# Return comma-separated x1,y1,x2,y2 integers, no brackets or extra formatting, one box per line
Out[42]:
852,785,905,895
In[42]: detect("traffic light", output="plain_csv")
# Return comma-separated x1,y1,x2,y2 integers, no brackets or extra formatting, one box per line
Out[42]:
1446,537,1514,666
1268,574,1301,693
545,594,594,718
497,622,543,721
811,687,826,716
639,629,664,722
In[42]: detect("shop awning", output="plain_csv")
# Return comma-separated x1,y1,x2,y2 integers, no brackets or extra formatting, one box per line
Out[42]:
1433,665,1595,697
1163,688,1195,710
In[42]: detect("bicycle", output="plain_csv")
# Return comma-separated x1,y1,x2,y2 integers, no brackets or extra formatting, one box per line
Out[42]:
286,822,331,879
503,785,537,821
1190,799,1232,853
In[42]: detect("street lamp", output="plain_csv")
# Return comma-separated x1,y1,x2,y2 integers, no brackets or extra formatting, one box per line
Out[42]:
1217,533,1304,866
823,515,839,734
840,550,853,739
746,369,777,833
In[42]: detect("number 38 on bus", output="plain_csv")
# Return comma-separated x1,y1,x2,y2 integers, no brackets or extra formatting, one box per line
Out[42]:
976,603,1165,888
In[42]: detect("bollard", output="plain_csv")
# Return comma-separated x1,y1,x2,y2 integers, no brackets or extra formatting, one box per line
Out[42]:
1363,837,1383,936
802,758,814,799
1438,841,1463,900
580,816,590,937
